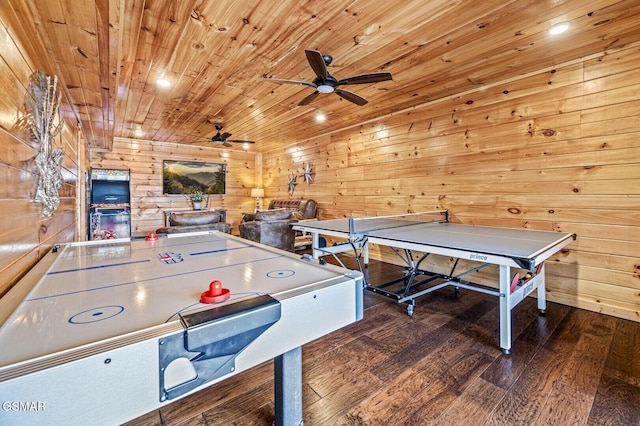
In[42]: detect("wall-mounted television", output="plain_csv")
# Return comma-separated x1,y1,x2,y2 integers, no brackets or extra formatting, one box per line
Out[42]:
162,160,226,195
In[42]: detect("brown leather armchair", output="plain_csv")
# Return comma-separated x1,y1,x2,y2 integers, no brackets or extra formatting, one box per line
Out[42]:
155,210,231,235
238,210,298,251
242,199,318,222
268,199,317,220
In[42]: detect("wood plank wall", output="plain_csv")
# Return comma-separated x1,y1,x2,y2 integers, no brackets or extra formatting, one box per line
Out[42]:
89,138,258,236
0,4,82,298
262,44,640,322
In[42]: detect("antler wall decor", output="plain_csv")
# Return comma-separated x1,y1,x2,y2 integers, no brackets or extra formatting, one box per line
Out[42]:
25,71,65,217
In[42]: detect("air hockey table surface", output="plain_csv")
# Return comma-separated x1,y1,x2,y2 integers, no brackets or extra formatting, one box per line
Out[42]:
0,231,363,425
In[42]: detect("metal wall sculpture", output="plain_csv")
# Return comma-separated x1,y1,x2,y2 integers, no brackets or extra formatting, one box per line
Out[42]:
288,163,314,195
25,71,65,217
288,172,297,194
302,162,314,184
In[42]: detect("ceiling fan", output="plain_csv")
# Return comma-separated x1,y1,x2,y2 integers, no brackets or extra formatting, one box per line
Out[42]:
205,124,255,147
259,49,392,106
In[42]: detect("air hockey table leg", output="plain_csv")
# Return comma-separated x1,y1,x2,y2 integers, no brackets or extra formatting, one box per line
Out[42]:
274,346,303,426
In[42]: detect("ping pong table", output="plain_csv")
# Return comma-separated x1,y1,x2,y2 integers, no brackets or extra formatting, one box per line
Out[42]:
0,231,363,425
292,211,575,354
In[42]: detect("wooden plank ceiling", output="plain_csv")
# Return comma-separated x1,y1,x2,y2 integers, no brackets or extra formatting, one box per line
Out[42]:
20,0,640,152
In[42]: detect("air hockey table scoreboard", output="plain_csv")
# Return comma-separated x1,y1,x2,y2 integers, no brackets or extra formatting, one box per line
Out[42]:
0,231,364,425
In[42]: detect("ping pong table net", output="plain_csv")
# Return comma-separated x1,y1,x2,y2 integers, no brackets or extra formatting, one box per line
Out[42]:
348,210,448,235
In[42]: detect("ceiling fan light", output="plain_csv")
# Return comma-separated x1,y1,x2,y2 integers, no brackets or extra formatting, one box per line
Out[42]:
317,84,334,93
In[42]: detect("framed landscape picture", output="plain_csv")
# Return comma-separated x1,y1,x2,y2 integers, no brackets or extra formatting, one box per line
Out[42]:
162,160,226,195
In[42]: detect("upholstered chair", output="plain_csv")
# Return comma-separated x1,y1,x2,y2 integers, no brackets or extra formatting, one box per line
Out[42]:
238,209,298,251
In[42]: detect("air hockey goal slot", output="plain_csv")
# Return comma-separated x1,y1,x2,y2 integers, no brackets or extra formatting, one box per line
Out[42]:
159,295,281,401
163,357,198,391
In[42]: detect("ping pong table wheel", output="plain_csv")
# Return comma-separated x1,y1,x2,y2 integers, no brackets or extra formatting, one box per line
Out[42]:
406,302,414,318
200,280,230,304
145,231,159,242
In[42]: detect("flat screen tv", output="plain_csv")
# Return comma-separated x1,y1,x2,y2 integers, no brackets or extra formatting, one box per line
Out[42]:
162,160,226,195
91,180,131,204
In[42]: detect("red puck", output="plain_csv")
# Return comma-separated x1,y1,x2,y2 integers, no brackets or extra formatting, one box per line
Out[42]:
200,280,230,304
145,232,159,241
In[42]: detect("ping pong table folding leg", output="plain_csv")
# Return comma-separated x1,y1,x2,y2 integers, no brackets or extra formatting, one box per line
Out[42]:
274,346,303,426
537,262,547,314
311,233,321,259
499,265,512,354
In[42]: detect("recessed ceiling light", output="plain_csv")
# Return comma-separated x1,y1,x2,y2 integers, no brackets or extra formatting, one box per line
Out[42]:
549,22,570,35
315,113,326,123
156,77,172,87
134,129,143,137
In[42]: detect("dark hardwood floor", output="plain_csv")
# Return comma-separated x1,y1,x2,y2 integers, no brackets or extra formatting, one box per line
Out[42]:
126,254,640,426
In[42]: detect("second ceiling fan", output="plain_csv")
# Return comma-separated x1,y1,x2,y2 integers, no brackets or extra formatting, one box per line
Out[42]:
260,49,392,106
205,124,255,147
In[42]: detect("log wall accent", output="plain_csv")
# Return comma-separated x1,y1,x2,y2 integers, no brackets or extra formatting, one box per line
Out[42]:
262,44,640,322
0,7,83,298
89,138,258,235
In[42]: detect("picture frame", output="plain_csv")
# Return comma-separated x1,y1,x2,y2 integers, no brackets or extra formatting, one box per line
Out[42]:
162,160,226,195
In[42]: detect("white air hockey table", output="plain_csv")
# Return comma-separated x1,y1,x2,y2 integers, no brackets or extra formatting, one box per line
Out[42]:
293,211,576,354
0,231,363,425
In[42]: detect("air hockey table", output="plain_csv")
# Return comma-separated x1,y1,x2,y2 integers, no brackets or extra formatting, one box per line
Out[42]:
0,231,363,425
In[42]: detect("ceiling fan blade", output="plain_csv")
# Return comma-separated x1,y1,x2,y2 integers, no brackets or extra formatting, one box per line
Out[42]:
335,89,368,106
298,91,320,106
219,132,232,140
305,50,327,79
338,72,393,85
226,139,255,144
257,77,316,88
222,142,232,147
